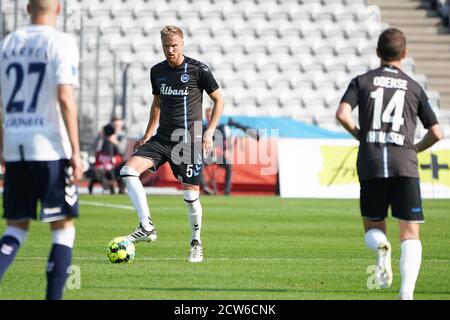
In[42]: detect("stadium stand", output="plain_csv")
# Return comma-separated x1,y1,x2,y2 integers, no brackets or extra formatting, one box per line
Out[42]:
430,0,450,26
1,0,448,144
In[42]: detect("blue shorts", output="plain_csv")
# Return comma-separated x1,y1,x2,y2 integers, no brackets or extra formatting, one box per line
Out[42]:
3,160,79,222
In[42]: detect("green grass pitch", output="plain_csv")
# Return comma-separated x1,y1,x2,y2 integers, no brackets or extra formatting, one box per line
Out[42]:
0,195,449,300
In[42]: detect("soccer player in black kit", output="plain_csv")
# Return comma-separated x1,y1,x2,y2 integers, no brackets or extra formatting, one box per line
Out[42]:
336,28,443,299
120,26,224,262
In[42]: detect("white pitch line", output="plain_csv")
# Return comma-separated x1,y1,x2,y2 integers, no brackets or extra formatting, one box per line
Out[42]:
80,199,350,214
79,200,249,213
80,201,180,212
80,201,135,211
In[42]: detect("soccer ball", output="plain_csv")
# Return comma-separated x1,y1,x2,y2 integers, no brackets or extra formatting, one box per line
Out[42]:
106,237,135,264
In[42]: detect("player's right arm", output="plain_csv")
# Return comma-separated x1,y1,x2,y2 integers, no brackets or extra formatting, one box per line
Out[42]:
58,84,83,182
337,77,360,140
415,124,443,152
336,102,359,140
134,95,161,150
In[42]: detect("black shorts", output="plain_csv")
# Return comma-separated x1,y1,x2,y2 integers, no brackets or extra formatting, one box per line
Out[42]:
3,160,79,222
360,177,424,223
133,135,203,186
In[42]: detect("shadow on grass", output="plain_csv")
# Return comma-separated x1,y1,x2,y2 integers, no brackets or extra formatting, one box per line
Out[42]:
86,286,450,297
89,286,388,295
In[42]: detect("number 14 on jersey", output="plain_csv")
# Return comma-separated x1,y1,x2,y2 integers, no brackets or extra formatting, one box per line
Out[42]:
371,88,406,132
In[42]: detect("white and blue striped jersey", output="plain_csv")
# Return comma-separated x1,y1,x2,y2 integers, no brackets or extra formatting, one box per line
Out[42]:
0,25,79,161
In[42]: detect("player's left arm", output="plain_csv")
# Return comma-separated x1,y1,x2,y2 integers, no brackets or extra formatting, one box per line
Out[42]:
415,89,444,152
415,124,444,152
54,35,82,182
204,89,224,157
336,102,359,140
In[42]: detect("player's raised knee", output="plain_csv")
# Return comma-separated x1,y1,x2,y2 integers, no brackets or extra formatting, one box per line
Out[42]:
120,166,140,178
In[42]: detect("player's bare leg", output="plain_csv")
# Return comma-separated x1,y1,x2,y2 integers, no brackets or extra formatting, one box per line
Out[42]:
398,221,421,300
183,183,203,262
121,156,157,242
46,218,75,300
0,220,30,281
363,218,393,288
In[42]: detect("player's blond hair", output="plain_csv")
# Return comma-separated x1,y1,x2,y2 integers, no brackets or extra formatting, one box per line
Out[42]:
160,26,184,39
28,0,58,13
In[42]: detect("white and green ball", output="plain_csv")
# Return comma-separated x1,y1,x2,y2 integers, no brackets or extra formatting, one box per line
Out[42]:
107,237,135,264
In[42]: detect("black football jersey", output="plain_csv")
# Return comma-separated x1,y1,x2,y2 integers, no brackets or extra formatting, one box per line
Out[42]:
341,65,438,180
150,56,219,142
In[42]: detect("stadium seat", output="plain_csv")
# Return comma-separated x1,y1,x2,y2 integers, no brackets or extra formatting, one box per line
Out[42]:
267,78,292,91
109,3,133,20
288,73,314,91
409,73,428,90
402,57,416,74
322,55,348,74
334,72,352,91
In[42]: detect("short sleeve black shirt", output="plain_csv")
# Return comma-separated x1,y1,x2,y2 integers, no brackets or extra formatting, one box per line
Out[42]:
341,65,438,180
150,56,219,142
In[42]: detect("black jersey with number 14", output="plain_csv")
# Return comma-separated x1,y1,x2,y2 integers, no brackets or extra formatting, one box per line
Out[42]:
341,65,438,181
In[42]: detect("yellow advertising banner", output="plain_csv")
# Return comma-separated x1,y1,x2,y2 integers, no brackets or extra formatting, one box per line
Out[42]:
319,146,450,187
320,145,450,187
278,138,450,198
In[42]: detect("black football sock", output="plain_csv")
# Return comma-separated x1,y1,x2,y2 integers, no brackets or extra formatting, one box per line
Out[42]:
46,244,72,300
0,236,21,281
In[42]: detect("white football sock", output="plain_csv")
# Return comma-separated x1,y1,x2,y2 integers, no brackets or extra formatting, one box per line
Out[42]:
400,239,422,300
183,190,202,243
120,166,154,231
364,228,388,252
51,226,76,248
4,226,28,245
